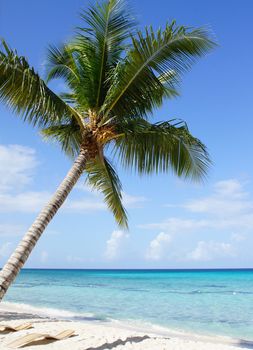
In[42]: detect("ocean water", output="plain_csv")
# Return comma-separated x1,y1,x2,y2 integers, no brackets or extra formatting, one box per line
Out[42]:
4,269,253,340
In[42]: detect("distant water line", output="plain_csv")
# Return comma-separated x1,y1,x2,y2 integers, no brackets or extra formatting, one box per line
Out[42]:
4,269,253,341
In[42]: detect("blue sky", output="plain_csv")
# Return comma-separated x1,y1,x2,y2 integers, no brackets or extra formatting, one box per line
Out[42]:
0,0,253,268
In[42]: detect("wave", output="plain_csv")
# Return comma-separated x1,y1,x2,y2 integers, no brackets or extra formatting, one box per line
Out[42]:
2,302,253,344
0,301,107,322
159,289,253,295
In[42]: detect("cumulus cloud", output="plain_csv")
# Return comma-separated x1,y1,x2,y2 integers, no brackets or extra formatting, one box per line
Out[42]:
214,179,246,198
187,241,235,261
105,230,129,260
65,191,147,212
0,144,147,215
0,191,106,213
0,144,49,213
140,179,253,263
64,198,106,211
0,145,136,213
0,191,51,213
122,193,147,208
140,217,208,232
0,242,12,258
146,232,171,261
0,224,24,237
141,179,253,234
0,145,37,192
183,179,252,216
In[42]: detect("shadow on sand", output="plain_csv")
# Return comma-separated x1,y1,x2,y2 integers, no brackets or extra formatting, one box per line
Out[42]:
236,340,253,349
85,335,151,350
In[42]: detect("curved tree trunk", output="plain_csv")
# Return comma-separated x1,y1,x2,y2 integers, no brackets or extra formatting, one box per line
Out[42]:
0,148,88,301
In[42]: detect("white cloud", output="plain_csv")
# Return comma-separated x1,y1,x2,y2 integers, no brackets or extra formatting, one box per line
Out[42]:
0,144,105,214
214,179,246,198
105,230,129,260
0,224,24,237
0,242,12,258
0,144,147,215
140,179,253,263
187,241,235,261
64,198,105,212
0,191,107,213
142,179,253,235
183,179,252,216
65,191,147,213
231,233,246,242
74,182,98,194
66,255,85,264
0,189,144,214
122,193,147,208
0,144,50,213
72,187,147,209
40,250,48,263
0,145,37,192
0,191,51,213
146,232,171,261
140,217,208,232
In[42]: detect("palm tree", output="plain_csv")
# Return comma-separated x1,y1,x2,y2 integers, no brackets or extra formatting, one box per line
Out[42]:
0,0,215,300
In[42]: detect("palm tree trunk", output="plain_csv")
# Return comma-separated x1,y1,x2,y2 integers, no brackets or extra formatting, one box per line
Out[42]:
0,148,88,301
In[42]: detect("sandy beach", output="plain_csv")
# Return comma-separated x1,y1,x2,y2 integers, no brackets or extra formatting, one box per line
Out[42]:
0,303,251,350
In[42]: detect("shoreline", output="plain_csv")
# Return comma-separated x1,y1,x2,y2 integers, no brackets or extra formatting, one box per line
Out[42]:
0,302,252,349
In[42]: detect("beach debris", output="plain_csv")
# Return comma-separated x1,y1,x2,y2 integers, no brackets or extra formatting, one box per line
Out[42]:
0,323,32,333
8,329,75,348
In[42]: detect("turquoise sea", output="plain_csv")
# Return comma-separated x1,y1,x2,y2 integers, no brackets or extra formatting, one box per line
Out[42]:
4,269,253,341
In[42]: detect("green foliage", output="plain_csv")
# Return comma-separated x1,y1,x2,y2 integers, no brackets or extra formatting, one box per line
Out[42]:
114,118,210,181
79,0,136,108
0,0,216,227
86,156,128,228
41,121,82,158
103,24,215,120
46,41,96,111
0,40,71,127
46,0,136,112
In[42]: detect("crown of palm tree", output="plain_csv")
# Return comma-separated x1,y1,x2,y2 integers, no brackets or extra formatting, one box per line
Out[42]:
0,0,215,229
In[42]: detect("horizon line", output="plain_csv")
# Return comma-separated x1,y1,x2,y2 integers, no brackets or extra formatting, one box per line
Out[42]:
2,267,253,271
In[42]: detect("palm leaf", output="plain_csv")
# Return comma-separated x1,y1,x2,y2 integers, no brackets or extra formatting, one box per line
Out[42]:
0,40,71,127
41,120,82,158
86,156,128,228
103,23,215,119
46,44,80,84
46,39,98,111
79,0,136,108
113,118,210,181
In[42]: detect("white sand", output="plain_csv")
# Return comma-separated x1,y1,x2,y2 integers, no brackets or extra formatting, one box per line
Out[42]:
0,303,250,350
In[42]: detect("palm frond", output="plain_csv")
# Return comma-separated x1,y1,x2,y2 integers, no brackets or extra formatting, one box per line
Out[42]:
41,120,82,158
0,40,71,127
113,118,211,181
79,0,136,108
86,156,128,228
103,23,215,119
46,39,97,110
46,44,80,84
